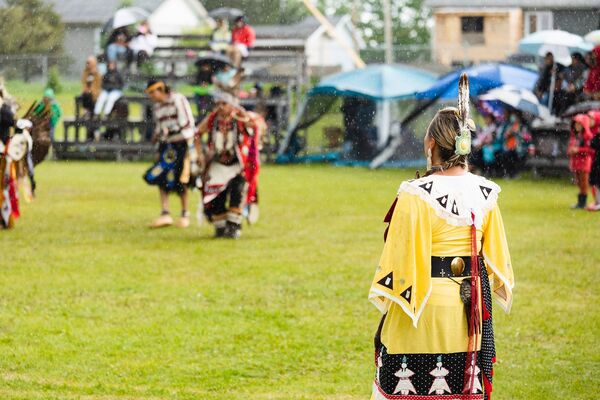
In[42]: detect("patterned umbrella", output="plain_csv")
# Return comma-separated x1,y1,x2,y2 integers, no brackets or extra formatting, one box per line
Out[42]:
479,85,550,118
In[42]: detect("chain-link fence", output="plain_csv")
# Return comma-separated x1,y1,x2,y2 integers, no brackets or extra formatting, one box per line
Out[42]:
0,54,72,82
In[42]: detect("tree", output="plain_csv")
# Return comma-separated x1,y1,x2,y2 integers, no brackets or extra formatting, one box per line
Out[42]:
316,0,431,47
0,0,64,55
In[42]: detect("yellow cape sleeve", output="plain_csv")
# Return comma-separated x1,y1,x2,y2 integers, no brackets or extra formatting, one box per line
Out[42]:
369,192,432,327
482,204,514,313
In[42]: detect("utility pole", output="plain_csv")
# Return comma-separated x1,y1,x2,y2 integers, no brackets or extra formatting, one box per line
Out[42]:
383,0,393,64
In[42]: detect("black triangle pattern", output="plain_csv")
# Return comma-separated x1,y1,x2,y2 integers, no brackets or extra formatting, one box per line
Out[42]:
419,181,433,194
400,285,412,303
451,200,459,215
480,185,492,200
377,272,394,290
436,195,448,208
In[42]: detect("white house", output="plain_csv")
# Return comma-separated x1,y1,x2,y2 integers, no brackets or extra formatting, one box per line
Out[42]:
254,15,365,74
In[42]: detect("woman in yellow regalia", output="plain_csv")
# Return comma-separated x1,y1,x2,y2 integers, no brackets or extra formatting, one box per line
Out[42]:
369,74,514,400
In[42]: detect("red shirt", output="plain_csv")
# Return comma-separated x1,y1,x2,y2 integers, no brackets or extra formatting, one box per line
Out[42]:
232,25,255,48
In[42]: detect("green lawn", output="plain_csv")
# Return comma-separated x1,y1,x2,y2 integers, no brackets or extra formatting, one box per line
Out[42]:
0,162,599,399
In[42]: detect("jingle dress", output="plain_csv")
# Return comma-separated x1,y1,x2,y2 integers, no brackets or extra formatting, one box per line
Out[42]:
369,172,514,400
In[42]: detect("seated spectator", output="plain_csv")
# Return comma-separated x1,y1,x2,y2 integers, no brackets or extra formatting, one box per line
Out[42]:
106,29,131,63
227,16,255,68
213,64,244,96
94,62,124,118
128,21,158,69
584,46,600,100
211,18,232,53
81,56,102,117
562,53,588,98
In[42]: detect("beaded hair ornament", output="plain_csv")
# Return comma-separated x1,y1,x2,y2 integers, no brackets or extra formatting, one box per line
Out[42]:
455,73,475,156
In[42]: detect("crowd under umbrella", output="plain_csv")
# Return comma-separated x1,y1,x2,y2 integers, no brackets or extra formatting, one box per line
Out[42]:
277,64,437,167
518,29,593,111
479,85,551,120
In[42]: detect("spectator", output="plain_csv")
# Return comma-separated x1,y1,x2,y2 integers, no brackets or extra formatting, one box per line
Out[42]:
502,112,530,178
213,64,244,96
587,110,600,211
81,56,102,117
106,30,130,63
34,88,62,141
228,16,255,68
94,62,124,118
210,18,232,53
533,52,564,109
470,113,497,175
128,21,158,69
561,53,588,109
567,114,594,209
584,46,600,100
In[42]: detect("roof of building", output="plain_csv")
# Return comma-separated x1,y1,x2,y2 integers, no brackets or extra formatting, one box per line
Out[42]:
254,15,344,39
425,0,600,8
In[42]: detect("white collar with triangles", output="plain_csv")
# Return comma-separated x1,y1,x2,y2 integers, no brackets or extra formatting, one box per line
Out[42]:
398,172,501,229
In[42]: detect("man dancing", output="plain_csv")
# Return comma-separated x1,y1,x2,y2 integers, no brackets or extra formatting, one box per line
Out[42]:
143,79,195,228
194,92,260,239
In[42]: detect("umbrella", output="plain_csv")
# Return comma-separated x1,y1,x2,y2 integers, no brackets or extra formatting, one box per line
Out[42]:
110,7,150,29
562,101,600,117
584,30,600,46
479,85,550,118
415,63,538,101
209,7,244,20
518,30,593,66
195,53,234,70
310,64,437,101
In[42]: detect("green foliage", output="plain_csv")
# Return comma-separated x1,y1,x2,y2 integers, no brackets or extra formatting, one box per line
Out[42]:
317,0,431,47
0,0,64,55
203,0,309,24
46,65,62,94
0,162,598,399
119,0,133,7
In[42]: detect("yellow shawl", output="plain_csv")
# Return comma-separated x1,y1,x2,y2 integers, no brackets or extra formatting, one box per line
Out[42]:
369,173,514,326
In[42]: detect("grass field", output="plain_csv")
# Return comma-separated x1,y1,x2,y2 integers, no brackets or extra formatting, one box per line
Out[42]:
0,162,599,400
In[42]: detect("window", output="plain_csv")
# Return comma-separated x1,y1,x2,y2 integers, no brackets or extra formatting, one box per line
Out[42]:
461,16,485,45
524,11,553,35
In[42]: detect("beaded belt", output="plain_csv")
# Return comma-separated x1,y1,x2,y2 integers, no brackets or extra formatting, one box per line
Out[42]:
431,256,474,278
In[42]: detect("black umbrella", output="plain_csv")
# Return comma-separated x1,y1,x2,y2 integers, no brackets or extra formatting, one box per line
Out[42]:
562,101,600,117
209,7,244,20
195,53,234,71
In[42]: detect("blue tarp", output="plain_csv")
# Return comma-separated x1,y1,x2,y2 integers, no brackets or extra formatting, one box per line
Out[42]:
415,63,538,101
310,64,437,100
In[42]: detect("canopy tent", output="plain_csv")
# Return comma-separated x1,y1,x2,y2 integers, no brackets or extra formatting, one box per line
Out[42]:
415,63,538,101
369,63,539,168
276,64,436,165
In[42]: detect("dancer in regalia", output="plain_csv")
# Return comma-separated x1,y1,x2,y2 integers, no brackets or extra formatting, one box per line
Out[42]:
194,91,260,239
369,74,514,400
143,79,195,228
